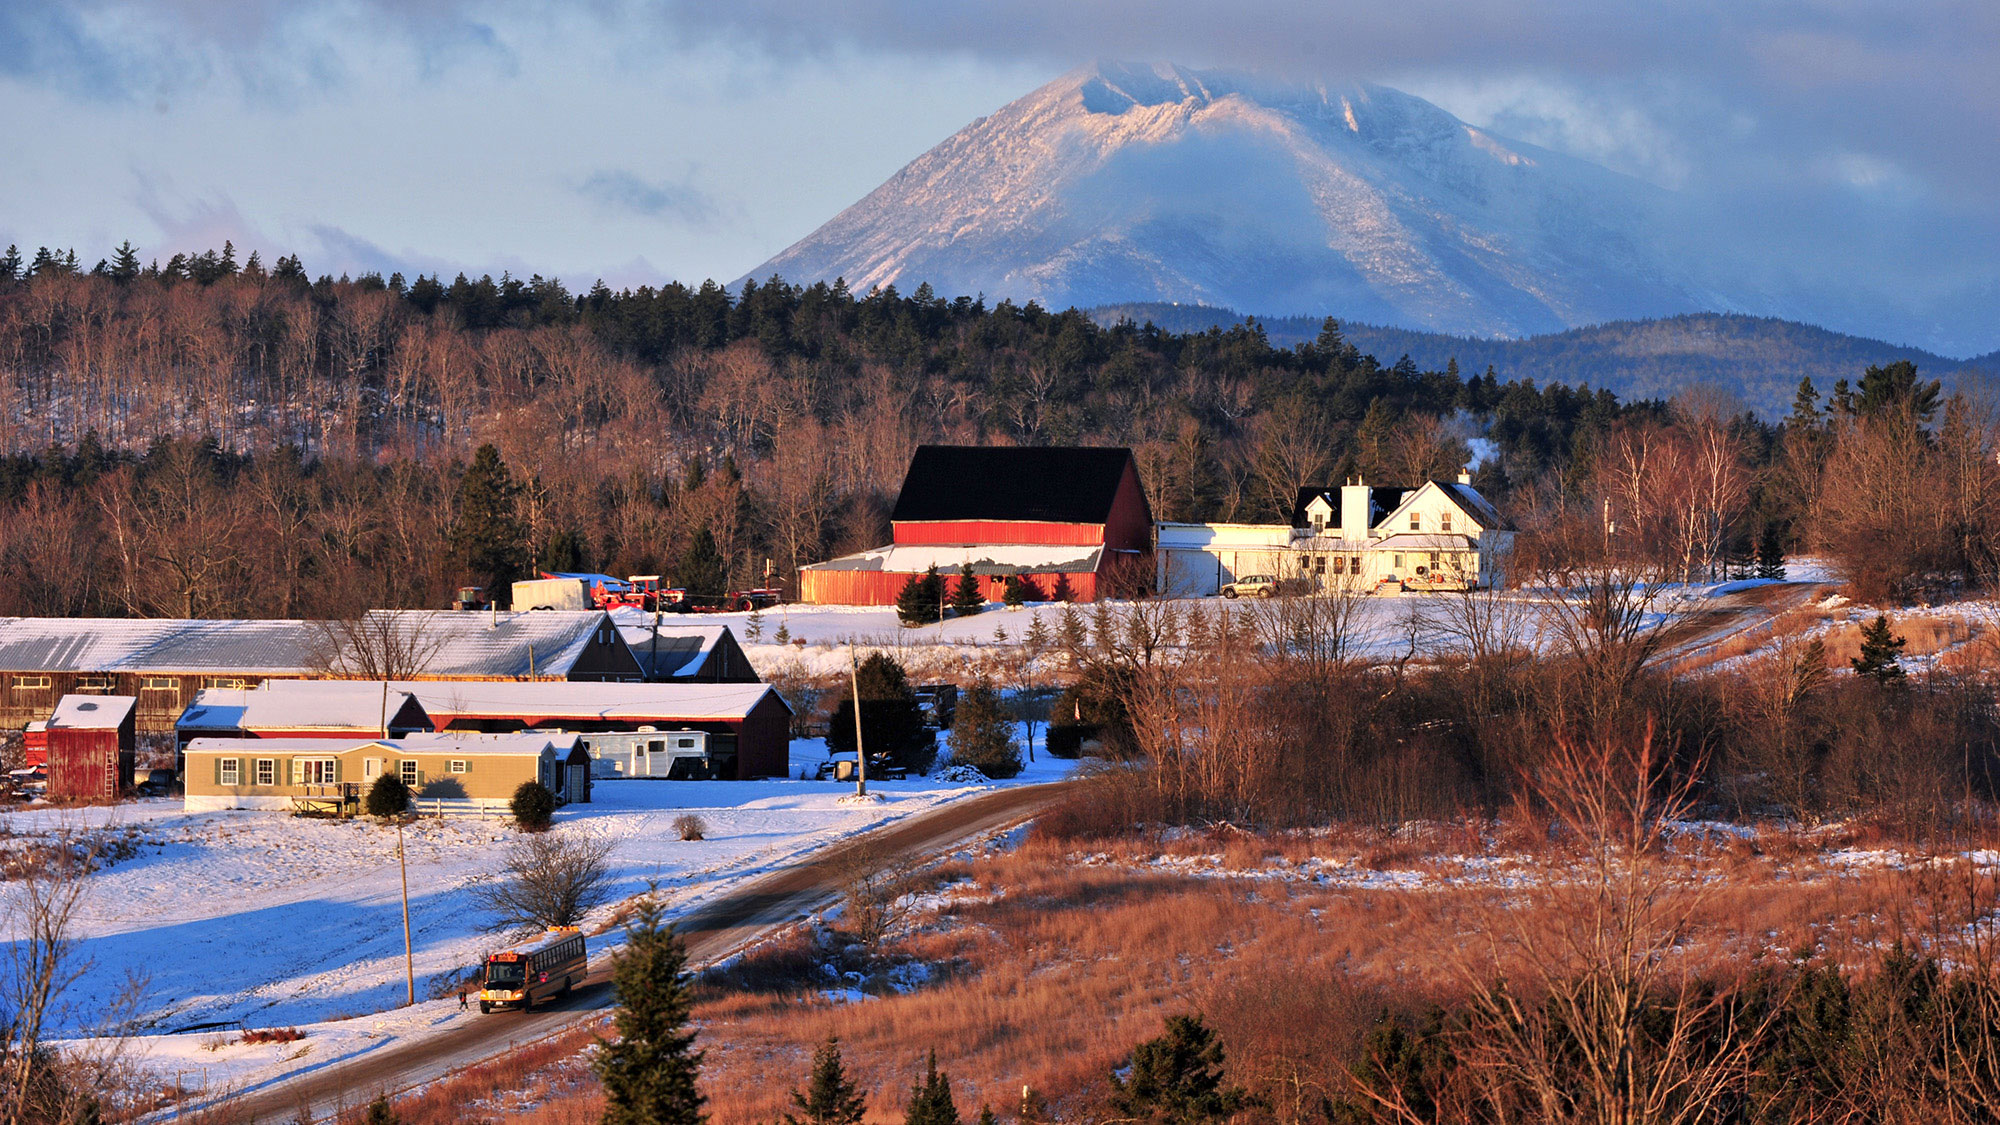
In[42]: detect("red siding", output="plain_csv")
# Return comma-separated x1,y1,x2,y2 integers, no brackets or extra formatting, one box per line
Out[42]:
1103,462,1156,554
892,520,1105,546
47,729,131,801
799,567,1101,606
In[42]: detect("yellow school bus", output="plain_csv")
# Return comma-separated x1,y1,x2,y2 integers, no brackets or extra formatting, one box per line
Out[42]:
479,927,587,1013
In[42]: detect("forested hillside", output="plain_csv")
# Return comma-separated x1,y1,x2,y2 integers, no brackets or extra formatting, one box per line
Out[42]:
0,243,1980,616
1091,304,1996,419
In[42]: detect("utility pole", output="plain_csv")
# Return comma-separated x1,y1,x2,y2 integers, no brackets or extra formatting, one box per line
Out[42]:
849,645,868,798
397,820,415,1006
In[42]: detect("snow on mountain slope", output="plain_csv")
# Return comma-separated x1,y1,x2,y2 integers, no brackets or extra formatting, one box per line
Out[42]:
746,61,1728,339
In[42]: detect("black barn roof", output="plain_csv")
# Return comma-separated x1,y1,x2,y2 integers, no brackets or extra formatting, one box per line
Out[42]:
891,446,1136,525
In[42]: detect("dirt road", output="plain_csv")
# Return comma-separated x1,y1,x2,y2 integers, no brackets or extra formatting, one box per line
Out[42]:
220,783,1066,1122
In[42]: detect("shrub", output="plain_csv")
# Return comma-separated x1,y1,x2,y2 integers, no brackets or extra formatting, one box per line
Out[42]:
828,653,935,773
673,814,708,841
365,772,410,818
947,680,1022,779
511,780,556,831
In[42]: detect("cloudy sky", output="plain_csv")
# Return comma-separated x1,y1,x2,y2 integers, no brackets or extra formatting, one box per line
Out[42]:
3,1,1995,352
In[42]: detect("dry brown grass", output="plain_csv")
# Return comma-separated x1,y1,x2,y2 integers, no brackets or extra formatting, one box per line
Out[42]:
460,817,2000,1125
338,1021,605,1125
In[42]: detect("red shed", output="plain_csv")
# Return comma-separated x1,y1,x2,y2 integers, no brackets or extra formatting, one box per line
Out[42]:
799,446,1154,605
45,694,137,801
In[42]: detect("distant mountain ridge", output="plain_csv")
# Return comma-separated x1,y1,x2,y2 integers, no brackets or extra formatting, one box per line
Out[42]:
1089,303,1999,419
748,61,1722,340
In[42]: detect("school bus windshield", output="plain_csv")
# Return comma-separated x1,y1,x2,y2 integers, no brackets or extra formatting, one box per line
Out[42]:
485,961,526,985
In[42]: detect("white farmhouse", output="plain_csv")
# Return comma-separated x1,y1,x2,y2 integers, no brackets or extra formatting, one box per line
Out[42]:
1155,473,1515,596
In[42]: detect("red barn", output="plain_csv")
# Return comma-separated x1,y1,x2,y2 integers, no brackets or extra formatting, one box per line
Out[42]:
45,694,136,801
799,445,1154,605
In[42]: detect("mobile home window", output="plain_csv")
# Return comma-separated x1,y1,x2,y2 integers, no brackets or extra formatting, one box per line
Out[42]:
399,759,419,786
218,758,240,786
449,759,468,774
255,758,275,786
295,758,338,785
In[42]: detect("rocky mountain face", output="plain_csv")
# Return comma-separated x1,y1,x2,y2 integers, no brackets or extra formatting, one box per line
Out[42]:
747,62,1734,339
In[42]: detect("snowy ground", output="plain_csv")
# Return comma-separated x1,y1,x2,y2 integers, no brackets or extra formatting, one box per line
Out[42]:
2,736,1077,1102
717,576,1818,678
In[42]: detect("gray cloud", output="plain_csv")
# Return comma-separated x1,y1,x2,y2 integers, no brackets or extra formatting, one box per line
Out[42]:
577,169,719,225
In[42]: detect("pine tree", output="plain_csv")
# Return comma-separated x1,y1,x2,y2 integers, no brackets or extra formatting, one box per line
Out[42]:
1023,613,1052,658
1850,614,1906,684
950,563,983,617
1755,524,1787,581
896,572,942,627
1057,605,1087,657
0,244,20,282
1050,572,1076,602
596,894,706,1125
974,1110,997,1125
946,679,1022,779
678,527,729,602
828,653,933,772
110,240,140,283
1787,376,1823,432
452,444,527,603
1109,1015,1247,1125
904,1052,960,1125
784,1036,868,1125
1003,574,1030,608
364,1096,399,1125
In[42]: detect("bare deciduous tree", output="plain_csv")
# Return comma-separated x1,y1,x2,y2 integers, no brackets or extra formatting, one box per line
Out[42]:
309,610,444,681
477,830,616,932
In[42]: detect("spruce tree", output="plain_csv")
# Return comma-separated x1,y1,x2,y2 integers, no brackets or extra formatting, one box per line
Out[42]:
946,679,1022,779
950,563,983,617
896,573,941,626
784,1035,867,1125
1755,524,1787,581
0,244,20,282
1109,1015,1247,1125
364,1096,399,1125
110,240,140,283
1850,614,1906,684
595,894,706,1125
1023,613,1052,658
1050,572,1077,602
452,444,528,603
904,1052,960,1125
1057,605,1087,657
828,653,933,773
678,527,729,603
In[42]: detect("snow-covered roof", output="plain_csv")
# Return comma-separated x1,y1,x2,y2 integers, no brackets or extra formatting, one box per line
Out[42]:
49,694,136,729
1369,534,1480,551
389,680,786,723
0,610,623,678
801,543,1103,575
607,612,734,680
183,733,571,757
177,682,430,733
184,737,390,756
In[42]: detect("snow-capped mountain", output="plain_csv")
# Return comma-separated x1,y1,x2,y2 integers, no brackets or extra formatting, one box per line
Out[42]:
745,62,1733,339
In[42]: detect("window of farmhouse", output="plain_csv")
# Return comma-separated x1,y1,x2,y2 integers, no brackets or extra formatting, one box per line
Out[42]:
1409,512,1421,531
255,759,275,786
294,758,337,785
1441,512,1453,532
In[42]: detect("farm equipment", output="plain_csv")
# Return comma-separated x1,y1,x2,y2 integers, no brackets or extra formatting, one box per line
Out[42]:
536,572,688,614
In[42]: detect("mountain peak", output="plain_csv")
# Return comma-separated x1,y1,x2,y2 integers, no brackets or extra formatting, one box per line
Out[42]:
744,63,1703,337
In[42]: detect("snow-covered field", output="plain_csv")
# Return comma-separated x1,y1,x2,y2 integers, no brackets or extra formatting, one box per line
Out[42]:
1,738,1076,1101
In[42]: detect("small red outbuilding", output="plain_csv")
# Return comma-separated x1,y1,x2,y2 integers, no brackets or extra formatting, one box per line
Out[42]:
45,694,137,801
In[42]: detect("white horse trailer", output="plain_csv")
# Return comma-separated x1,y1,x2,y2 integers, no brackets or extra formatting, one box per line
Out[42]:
580,729,716,780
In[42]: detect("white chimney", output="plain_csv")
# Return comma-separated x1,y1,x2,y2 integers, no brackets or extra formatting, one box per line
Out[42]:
1458,469,1473,485
1340,477,1372,541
